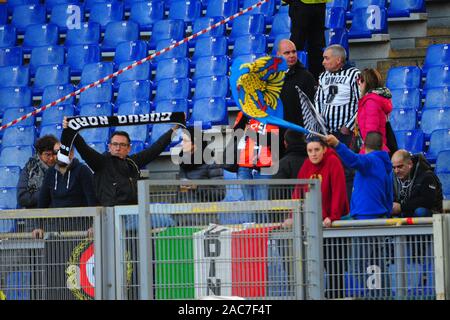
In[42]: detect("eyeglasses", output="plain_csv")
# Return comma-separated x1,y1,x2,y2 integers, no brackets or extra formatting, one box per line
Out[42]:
41,150,58,157
110,142,130,148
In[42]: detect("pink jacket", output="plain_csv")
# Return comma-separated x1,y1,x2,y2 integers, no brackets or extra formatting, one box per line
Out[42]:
357,89,393,153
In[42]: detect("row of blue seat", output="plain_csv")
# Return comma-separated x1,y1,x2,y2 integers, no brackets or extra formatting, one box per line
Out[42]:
387,65,450,91
327,0,425,19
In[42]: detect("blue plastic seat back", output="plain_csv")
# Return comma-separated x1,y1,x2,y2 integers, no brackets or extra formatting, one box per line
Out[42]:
39,123,63,139
79,102,114,116
12,4,46,33
117,100,152,116
41,104,76,126
89,1,124,30
116,124,150,143
424,87,450,110
79,126,111,143
232,34,267,58
0,65,29,88
116,80,152,104
348,6,388,39
84,0,116,12
65,22,101,46
390,108,417,131
2,125,36,147
243,0,275,21
114,40,148,65
30,46,65,75
102,20,140,51
23,24,59,52
424,65,450,91
436,150,450,173
189,97,228,128
269,12,291,42
45,0,81,12
149,123,181,148
154,39,187,62
388,0,425,18
129,140,145,155
148,19,185,49
420,107,450,136
193,55,229,79
0,166,21,188
0,145,34,168
427,129,450,160
79,83,113,104
437,172,450,199
0,3,6,24
351,0,386,11
194,75,229,100
168,0,202,24
0,187,18,209
66,44,101,75
206,0,238,19
80,62,114,86
423,44,450,74
154,98,189,114
394,129,424,154
325,6,346,29
390,88,421,110
50,3,85,31
33,64,70,94
116,61,151,84
42,84,76,106
324,28,349,57
7,0,40,13
75,141,107,163
154,77,191,102
229,14,265,41
192,36,228,61
0,87,32,113
2,107,35,127
155,58,190,82
192,16,225,40
0,47,23,67
327,0,349,9
0,25,17,48
129,0,164,31
386,66,422,90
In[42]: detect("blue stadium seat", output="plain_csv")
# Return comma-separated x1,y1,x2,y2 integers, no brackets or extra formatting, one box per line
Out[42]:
74,141,107,163
32,64,70,95
89,1,124,31
2,107,35,127
129,140,145,155
40,104,76,126
423,44,450,74
0,65,29,88
325,6,346,29
116,80,152,104
232,34,267,59
394,129,424,154
149,123,181,148
84,0,116,12
189,97,228,128
66,44,101,75
2,125,36,147
427,129,450,162
436,150,450,173
114,40,148,66
231,52,268,65
206,0,238,20
129,0,164,32
79,83,113,105
154,98,189,114
155,58,190,82
350,0,386,11
80,62,114,86
0,3,6,25
193,55,229,79
0,25,17,48
390,108,417,131
0,187,18,209
29,45,65,75
154,77,191,102
325,28,350,58
45,0,81,12
102,20,140,52
79,102,114,116
242,0,276,23
115,124,150,143
7,0,40,14
23,24,59,53
0,166,21,188
424,65,450,91
65,22,101,46
348,6,388,39
327,0,349,9
50,3,85,32
117,100,152,115
116,61,151,85
193,75,229,100
11,4,46,33
437,172,450,200
154,39,188,62
0,47,23,67
0,87,32,114
124,0,148,11
148,19,185,50
191,36,228,62
386,66,422,90
229,14,265,42
420,107,450,137
424,87,450,110
0,145,34,168
388,0,425,18
42,84,76,106
79,126,110,143
39,123,63,139
168,0,202,25
192,16,225,40
268,12,291,43
390,88,421,110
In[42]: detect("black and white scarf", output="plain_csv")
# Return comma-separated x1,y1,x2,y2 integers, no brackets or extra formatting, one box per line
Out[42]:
295,85,327,137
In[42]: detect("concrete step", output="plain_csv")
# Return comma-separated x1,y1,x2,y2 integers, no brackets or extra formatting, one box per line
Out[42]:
416,35,450,48
377,59,423,82
388,47,427,59
427,26,450,37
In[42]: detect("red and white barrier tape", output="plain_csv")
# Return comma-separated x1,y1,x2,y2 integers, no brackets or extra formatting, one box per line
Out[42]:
0,0,269,132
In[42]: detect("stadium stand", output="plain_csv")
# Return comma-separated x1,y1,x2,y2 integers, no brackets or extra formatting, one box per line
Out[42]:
50,3,85,32
65,22,101,46
129,0,164,32
66,44,101,76
42,84,76,106
0,87,32,114
32,64,70,94
0,166,21,188
0,25,17,48
0,46,23,67
0,65,29,88
22,23,59,53
11,4,46,34
2,107,35,128
89,1,124,31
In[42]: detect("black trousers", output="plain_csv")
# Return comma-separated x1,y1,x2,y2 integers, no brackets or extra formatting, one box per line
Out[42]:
289,1,326,81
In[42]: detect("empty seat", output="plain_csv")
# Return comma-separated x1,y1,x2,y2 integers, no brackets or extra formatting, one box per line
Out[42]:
42,84,76,106
0,87,32,114
117,100,152,115
193,55,229,79
386,66,422,90
115,124,150,143
0,47,23,67
84,0,116,12
12,4,46,33
268,12,291,43
0,187,18,209
0,166,21,188
79,83,113,105
325,6,346,29
436,150,450,173
129,0,164,31
2,125,35,147
424,65,450,91
66,44,101,75
242,0,275,23
427,129,450,161
0,65,29,88
168,0,202,24
0,3,6,25
390,88,421,110
231,34,267,59
154,77,190,102
32,64,70,94
79,102,114,116
193,75,229,100
394,129,424,154
7,0,40,13
420,107,450,137
40,104,76,126
45,0,81,12
324,28,349,58
350,0,386,11
89,1,124,31
192,16,225,40
0,25,17,48
155,58,190,82
38,123,63,139
102,20,140,52
74,141,107,162
154,39,188,62
23,24,59,53
116,80,152,104
116,61,151,84
192,36,227,62
229,14,265,42
50,3,85,32
424,87,450,109
65,22,101,46
129,140,145,155
189,97,228,128
388,0,425,18
437,172,450,200
206,0,238,20
114,40,148,66
390,108,417,131
423,44,450,74
0,145,34,168
232,52,268,65
348,6,388,39
148,19,185,49
2,107,35,127
80,62,114,86
149,123,180,148
79,127,110,143
154,98,189,114
29,45,65,75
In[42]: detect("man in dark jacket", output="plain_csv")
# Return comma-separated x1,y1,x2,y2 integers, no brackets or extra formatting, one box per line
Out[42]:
391,150,443,217
272,129,307,179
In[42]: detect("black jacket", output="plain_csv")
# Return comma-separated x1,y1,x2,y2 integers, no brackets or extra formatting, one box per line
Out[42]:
73,129,173,206
272,142,307,179
393,154,443,216
17,155,49,208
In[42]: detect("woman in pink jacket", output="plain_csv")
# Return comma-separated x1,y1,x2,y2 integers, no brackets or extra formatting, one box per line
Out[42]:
356,68,393,154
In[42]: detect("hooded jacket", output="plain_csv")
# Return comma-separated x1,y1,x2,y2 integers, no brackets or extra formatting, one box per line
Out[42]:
335,142,394,219
393,154,443,216
38,158,97,208
272,138,307,179
293,148,349,221
17,155,50,208
357,87,393,153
